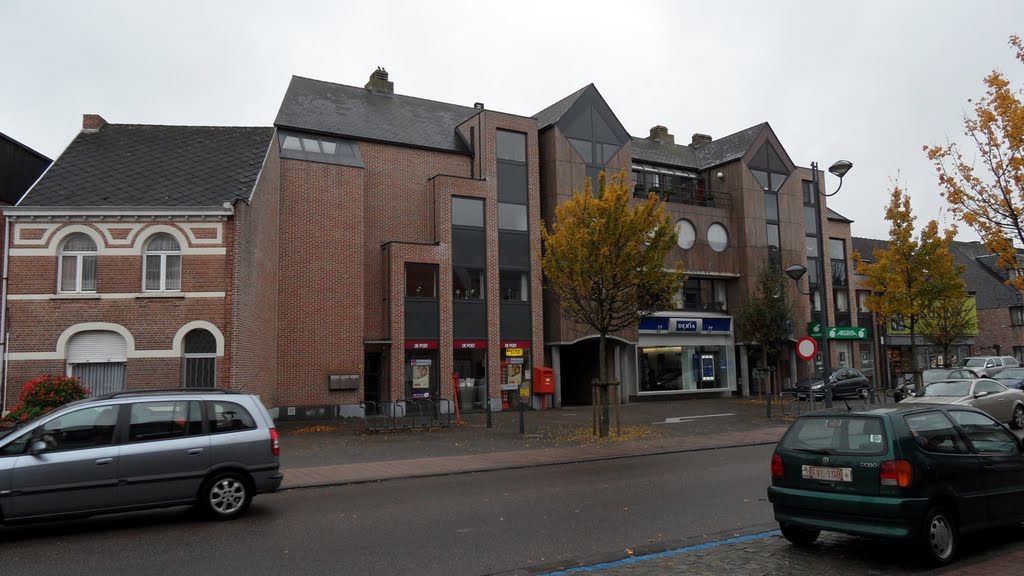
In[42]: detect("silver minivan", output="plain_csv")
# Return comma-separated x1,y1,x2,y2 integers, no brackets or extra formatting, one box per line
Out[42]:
0,389,281,524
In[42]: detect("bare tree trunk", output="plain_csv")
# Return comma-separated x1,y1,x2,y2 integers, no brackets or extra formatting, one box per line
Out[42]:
910,317,921,390
598,333,609,438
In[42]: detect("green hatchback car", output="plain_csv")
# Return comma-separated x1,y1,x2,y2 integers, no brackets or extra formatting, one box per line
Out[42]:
768,403,1024,565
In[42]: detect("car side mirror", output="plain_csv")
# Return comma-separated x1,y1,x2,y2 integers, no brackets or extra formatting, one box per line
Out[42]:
28,439,47,455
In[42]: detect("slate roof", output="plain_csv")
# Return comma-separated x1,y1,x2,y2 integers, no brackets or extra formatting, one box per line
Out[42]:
19,124,273,208
827,208,853,223
694,123,766,169
630,123,767,171
852,237,1024,310
275,76,479,153
533,84,592,130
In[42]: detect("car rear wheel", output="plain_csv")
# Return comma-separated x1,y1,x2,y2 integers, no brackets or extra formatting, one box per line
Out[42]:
920,507,957,565
1012,405,1024,430
199,471,253,520
780,523,819,547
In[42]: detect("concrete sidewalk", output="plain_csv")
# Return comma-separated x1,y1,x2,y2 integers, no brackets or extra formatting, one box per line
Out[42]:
276,397,792,489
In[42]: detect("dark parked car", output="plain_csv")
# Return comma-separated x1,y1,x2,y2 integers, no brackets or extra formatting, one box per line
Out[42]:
792,367,871,400
894,369,978,402
769,404,1024,565
994,367,1024,390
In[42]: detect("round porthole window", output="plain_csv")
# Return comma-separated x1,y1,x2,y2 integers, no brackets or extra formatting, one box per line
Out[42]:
708,223,728,252
675,219,696,249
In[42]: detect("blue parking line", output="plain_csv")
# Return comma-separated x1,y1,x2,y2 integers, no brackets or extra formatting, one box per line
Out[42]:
541,530,782,574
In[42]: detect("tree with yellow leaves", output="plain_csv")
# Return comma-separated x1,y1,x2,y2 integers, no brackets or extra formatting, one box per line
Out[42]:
542,171,681,437
853,186,967,389
926,35,1024,287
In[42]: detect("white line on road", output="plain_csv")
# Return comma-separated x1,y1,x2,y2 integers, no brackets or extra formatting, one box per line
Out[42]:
654,413,735,424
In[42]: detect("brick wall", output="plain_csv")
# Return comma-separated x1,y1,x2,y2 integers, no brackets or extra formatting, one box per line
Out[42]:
231,138,281,406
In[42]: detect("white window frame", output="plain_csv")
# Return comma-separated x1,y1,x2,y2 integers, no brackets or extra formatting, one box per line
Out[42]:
58,234,98,293
143,234,182,292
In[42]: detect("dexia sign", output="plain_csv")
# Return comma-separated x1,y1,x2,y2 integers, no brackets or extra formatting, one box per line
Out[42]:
807,322,867,340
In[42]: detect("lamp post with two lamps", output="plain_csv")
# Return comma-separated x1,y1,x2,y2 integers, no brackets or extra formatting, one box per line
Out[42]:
784,160,853,409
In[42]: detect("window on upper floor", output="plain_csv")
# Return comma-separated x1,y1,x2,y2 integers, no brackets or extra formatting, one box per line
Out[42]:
830,238,847,286
406,264,438,299
749,142,790,192
143,234,181,292
1011,306,1024,327
856,290,871,314
499,271,529,301
59,234,97,293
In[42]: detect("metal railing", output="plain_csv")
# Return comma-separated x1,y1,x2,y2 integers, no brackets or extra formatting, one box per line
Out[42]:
779,385,897,417
360,398,453,432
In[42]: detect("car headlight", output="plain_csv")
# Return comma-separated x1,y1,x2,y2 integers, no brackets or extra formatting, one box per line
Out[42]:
811,383,824,390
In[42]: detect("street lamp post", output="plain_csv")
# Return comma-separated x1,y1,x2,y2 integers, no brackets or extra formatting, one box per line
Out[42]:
785,160,853,409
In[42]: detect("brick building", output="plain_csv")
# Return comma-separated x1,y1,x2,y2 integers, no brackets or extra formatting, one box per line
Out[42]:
4,69,869,416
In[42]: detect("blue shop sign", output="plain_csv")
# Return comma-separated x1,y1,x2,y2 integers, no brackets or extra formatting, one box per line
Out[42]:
638,317,670,332
702,318,732,333
675,320,698,332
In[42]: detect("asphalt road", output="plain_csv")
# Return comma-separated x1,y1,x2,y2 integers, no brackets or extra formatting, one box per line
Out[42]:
0,445,778,576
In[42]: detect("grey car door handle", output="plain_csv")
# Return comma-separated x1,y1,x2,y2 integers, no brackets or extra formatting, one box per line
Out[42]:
187,448,203,456
95,458,113,466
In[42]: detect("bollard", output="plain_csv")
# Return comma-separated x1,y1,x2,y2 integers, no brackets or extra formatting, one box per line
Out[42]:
766,390,772,419
825,385,833,409
485,396,492,429
519,398,525,434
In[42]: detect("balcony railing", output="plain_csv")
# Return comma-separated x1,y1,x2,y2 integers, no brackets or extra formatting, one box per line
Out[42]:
632,183,731,209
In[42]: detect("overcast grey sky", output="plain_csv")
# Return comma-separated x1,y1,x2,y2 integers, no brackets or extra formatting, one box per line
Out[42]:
3,0,1022,242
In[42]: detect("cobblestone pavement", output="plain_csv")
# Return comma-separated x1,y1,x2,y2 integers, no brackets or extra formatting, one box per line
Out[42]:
532,526,1024,576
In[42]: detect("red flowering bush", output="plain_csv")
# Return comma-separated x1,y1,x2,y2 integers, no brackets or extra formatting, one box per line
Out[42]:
1,375,90,426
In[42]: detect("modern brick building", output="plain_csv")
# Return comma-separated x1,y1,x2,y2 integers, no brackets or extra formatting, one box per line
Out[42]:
4,68,879,416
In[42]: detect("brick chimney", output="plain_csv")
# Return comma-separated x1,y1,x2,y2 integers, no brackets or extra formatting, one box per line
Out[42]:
365,66,394,94
648,125,674,145
83,114,107,132
691,133,713,147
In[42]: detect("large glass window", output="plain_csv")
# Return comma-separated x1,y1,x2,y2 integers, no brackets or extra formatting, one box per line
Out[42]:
496,130,526,162
207,401,257,434
144,233,181,292
39,405,120,451
453,268,485,299
452,197,484,228
405,264,437,298
500,271,528,301
802,180,817,205
638,346,730,392
59,234,98,293
129,400,203,442
498,203,528,231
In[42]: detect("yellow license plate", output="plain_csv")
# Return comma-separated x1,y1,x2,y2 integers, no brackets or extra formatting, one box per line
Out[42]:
801,465,852,482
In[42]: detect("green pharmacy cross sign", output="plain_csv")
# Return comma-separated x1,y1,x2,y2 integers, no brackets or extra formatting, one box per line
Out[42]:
807,322,867,340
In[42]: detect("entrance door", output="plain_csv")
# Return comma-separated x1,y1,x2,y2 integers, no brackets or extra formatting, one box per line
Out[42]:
364,352,382,405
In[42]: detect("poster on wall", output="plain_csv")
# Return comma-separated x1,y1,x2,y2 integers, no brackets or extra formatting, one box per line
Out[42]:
411,359,431,389
507,358,524,386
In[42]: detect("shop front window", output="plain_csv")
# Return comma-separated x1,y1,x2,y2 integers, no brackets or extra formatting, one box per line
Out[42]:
454,348,487,411
638,345,730,392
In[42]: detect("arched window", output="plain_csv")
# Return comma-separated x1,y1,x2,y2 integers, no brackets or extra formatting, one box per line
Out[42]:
59,234,97,293
144,234,181,291
182,329,217,388
67,330,127,396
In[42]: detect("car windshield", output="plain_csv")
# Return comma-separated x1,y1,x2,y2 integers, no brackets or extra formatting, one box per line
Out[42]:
918,381,973,397
963,359,987,368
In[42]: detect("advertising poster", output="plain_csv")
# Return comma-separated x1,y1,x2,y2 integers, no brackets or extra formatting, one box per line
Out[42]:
411,359,431,389
507,358,524,386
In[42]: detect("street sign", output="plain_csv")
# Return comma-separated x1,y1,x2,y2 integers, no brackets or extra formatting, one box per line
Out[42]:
797,336,818,361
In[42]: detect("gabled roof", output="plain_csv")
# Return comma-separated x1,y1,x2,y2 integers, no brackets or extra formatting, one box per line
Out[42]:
694,123,766,169
827,208,853,223
630,123,769,171
19,124,273,208
275,76,479,153
533,84,591,130
630,137,698,169
852,237,1024,310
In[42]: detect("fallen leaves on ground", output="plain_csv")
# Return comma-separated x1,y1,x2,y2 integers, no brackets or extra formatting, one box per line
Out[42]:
288,425,338,435
532,424,665,446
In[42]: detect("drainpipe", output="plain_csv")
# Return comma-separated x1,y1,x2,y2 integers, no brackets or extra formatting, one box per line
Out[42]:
1,215,10,415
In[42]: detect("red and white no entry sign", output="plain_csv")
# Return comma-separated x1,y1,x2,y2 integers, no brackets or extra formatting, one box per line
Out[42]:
796,336,818,361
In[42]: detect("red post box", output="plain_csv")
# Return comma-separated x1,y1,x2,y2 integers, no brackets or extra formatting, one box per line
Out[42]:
532,367,555,409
